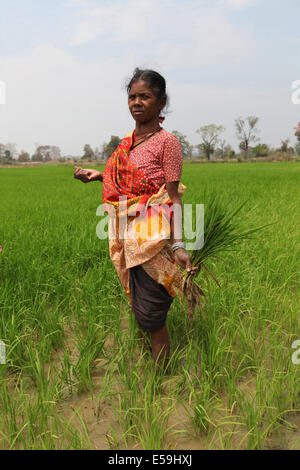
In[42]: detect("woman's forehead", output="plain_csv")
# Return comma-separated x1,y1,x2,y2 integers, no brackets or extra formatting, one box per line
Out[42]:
129,80,154,94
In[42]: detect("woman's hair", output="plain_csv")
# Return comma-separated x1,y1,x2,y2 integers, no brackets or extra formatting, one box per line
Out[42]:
126,68,169,112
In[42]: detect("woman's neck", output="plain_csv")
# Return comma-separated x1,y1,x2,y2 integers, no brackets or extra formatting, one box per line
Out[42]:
134,118,161,137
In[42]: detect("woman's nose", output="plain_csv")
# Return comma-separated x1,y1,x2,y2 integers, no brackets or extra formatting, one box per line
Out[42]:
133,96,142,106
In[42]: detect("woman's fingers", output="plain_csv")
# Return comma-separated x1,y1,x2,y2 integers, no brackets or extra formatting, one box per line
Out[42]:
74,167,90,182
74,167,82,177
189,266,199,278
185,258,199,274
186,260,192,273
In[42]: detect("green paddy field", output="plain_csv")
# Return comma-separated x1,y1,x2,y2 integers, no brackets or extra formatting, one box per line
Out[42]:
0,161,299,450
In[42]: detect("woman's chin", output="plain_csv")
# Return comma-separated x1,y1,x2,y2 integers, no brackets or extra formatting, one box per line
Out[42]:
133,117,147,125
132,115,156,126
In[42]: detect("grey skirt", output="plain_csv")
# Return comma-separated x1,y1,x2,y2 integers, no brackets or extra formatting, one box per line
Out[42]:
129,264,174,332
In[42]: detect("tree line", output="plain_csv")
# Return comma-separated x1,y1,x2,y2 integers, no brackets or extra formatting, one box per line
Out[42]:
74,119,300,161
0,144,62,164
1,117,300,165
180,117,300,160
0,139,122,164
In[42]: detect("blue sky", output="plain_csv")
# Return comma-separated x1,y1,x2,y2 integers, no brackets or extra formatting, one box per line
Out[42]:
0,0,299,155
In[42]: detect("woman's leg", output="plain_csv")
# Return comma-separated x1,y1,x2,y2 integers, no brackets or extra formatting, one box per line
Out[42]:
150,324,170,366
129,265,172,367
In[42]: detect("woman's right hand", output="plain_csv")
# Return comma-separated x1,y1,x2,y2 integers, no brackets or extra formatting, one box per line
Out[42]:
73,167,102,183
174,248,199,275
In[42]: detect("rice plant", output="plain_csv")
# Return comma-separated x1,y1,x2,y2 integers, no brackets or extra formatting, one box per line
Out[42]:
0,162,299,449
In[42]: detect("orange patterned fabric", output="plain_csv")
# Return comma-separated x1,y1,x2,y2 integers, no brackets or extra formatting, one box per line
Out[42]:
102,131,193,310
102,131,160,208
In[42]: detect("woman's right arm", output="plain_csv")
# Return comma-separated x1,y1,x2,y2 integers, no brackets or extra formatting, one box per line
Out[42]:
74,167,103,183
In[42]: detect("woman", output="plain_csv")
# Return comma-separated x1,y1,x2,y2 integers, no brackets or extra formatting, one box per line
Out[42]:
74,68,200,367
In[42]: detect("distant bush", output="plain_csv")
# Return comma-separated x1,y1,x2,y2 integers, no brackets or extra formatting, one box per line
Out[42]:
0,157,13,165
266,152,297,162
227,150,236,158
252,144,269,158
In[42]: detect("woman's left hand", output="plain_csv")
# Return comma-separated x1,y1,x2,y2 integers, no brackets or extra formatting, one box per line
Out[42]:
174,248,199,275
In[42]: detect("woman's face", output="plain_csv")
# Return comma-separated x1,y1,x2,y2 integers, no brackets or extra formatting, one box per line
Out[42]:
128,80,164,124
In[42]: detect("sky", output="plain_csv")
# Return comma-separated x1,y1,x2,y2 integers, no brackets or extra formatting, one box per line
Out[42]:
0,0,300,156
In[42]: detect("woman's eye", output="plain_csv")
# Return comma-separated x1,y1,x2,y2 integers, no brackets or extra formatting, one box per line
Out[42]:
129,94,151,100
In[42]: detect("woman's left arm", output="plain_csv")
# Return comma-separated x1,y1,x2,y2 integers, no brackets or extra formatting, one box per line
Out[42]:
166,182,198,274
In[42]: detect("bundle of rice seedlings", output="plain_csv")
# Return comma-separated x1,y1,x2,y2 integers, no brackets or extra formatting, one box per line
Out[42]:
183,192,269,321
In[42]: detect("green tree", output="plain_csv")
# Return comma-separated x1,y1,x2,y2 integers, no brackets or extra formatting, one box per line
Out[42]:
196,124,225,160
32,145,61,162
280,138,289,153
294,122,300,155
224,144,235,158
5,143,17,160
32,147,43,162
18,150,30,162
103,136,122,160
0,143,17,163
252,143,269,158
219,139,227,158
0,144,5,160
82,144,95,161
2,149,13,164
94,147,101,160
235,116,260,159
195,144,205,158
172,131,193,159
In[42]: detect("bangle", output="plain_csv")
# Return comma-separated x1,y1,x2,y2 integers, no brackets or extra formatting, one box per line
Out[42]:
171,241,185,252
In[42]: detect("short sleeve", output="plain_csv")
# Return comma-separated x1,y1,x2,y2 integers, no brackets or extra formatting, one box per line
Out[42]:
162,134,183,182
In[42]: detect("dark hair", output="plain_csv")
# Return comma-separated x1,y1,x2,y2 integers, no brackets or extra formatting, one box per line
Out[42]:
126,68,169,112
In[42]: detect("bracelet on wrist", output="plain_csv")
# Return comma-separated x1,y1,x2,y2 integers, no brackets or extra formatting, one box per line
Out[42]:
171,241,185,252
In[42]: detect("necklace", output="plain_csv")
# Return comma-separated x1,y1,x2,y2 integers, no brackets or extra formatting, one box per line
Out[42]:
131,127,162,150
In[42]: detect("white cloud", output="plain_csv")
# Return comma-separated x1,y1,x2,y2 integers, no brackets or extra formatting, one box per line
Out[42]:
0,0,295,155
69,0,161,46
68,0,255,68
222,0,257,8
155,9,254,68
0,41,296,157
192,12,254,63
0,43,136,155
68,0,259,50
